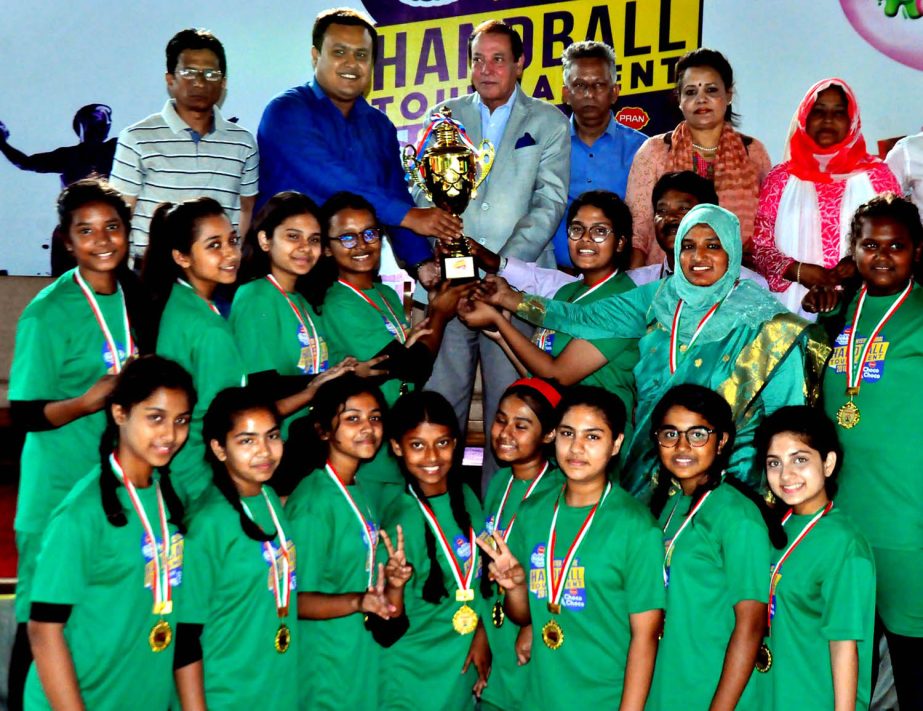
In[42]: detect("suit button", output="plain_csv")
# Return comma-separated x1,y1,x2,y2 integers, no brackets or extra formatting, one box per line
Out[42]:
481,202,490,211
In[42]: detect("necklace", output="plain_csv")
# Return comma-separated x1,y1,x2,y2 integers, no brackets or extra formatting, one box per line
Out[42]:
691,142,718,152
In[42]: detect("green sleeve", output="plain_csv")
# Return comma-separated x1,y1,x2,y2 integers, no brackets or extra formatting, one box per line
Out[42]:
9,306,60,400
624,517,666,615
31,505,90,605
229,288,279,375
177,515,218,624
761,342,807,413
820,541,876,642
721,504,770,604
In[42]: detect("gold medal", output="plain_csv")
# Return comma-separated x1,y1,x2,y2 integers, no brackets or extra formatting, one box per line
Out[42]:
541,619,564,650
836,399,860,429
547,602,561,614
275,623,291,654
491,599,505,628
149,619,172,652
755,642,772,673
452,603,478,635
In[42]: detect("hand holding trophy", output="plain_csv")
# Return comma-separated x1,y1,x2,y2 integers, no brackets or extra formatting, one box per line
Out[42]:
403,108,494,281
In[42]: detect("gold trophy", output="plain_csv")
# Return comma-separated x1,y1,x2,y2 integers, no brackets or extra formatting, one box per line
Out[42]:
404,108,495,280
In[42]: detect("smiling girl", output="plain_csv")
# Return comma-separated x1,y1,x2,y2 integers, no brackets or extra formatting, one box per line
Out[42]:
756,406,875,711
24,356,194,710
142,198,248,503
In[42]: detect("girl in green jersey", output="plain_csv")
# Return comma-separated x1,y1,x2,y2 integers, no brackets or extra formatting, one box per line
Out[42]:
647,384,779,710
379,390,492,709
174,386,299,710
756,406,875,711
25,356,195,711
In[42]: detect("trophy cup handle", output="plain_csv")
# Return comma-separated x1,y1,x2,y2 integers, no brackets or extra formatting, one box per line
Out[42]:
402,144,432,202
472,139,495,193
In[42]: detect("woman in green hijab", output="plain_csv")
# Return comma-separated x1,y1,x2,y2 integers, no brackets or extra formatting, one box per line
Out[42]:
479,204,825,497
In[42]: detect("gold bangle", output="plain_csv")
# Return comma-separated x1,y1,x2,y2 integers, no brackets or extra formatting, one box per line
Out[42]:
795,262,802,285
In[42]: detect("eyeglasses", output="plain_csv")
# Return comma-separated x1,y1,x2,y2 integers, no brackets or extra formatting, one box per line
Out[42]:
654,426,715,448
330,227,382,249
568,80,611,96
567,223,617,243
175,67,224,82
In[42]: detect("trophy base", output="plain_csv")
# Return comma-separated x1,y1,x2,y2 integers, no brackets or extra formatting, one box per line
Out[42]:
441,254,476,282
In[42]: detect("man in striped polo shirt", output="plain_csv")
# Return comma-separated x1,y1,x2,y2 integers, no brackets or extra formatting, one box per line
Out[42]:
110,28,259,266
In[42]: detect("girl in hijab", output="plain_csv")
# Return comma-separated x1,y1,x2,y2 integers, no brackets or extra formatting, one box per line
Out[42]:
752,78,900,316
481,204,822,497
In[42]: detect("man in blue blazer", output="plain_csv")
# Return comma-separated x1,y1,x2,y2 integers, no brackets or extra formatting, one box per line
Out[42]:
418,20,569,481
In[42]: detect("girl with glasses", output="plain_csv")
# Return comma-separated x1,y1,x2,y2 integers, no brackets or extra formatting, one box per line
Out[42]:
647,383,780,710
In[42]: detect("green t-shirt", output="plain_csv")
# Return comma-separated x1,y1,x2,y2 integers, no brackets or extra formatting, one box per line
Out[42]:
507,484,665,709
285,468,381,710
532,273,639,439
378,486,485,711
179,486,298,710
650,482,769,710
822,287,923,635
229,278,329,438
480,465,564,711
23,468,184,710
10,269,136,534
156,283,247,504
760,507,876,711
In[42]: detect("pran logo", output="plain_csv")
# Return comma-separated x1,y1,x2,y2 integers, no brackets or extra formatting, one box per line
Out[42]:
615,106,650,130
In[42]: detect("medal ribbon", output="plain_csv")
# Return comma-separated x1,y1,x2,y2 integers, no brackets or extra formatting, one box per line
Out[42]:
668,281,738,374
767,502,834,630
535,271,619,352
572,270,619,303
177,278,221,316
545,482,612,609
338,279,407,344
266,275,322,373
242,489,293,616
408,487,477,594
661,488,715,587
493,462,549,542
110,454,172,613
325,462,377,587
845,282,912,392
73,270,133,373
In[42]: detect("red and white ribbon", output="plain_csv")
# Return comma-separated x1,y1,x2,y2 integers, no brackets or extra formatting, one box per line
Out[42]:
243,489,293,616
845,282,913,391
73,270,134,373
177,278,221,316
492,462,549,542
337,279,407,344
408,487,477,595
661,488,715,587
266,275,322,373
325,462,377,587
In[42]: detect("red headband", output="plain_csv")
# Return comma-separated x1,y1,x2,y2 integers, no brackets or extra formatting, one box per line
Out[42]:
507,378,562,408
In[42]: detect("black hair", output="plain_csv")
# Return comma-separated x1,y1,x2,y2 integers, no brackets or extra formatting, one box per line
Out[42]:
312,7,378,62
555,385,627,476
651,171,720,210
99,355,196,531
313,191,381,313
755,406,842,501
388,390,491,603
499,380,560,436
203,387,281,542
467,19,524,62
309,374,387,467
675,48,739,126
565,190,633,272
649,384,785,548
848,192,923,253
166,28,227,75
140,197,228,334
56,178,155,352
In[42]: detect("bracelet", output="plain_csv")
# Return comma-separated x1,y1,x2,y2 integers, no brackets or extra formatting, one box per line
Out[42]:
795,262,802,285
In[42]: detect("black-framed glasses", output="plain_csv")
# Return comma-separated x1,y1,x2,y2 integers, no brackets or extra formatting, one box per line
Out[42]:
175,67,224,82
654,426,715,448
566,223,616,243
331,227,382,249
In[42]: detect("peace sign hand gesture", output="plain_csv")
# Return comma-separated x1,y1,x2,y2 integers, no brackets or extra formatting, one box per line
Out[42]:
476,532,525,592
380,526,413,589
359,563,398,619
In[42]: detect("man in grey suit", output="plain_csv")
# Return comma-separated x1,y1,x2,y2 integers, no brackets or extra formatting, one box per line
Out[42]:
419,20,570,482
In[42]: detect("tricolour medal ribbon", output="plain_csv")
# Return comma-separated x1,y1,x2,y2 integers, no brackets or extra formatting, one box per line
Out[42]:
668,281,738,374
845,282,912,393
325,462,377,587
661,488,715,587
242,489,293,617
408,487,477,597
492,462,549,542
266,275,322,373
73,270,134,373
545,482,611,612
177,278,221,316
338,279,407,344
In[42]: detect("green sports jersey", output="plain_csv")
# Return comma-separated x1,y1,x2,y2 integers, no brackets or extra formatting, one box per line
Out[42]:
759,507,875,711
507,483,665,709
10,269,136,536
156,283,247,504
378,486,485,711
532,272,639,444
180,486,298,710
650,482,769,710
23,468,183,710
822,286,923,635
480,465,564,711
285,468,381,710
230,278,329,439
